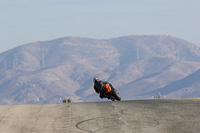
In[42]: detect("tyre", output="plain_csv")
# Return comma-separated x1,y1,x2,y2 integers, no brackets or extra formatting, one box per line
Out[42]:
111,89,121,101
114,92,121,101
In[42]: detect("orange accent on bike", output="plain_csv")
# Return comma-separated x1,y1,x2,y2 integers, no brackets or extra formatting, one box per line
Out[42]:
105,87,111,93
105,84,108,89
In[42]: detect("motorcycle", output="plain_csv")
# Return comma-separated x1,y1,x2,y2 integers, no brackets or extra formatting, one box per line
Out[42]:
105,87,121,101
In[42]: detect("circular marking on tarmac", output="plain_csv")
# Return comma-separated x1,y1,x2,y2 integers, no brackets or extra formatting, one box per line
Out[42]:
76,114,124,133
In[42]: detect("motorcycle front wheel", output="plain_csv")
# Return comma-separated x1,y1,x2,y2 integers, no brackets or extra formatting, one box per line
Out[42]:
111,89,121,101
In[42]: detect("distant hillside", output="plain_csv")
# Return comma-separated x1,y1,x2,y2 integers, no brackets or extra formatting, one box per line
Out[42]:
0,35,200,105
143,69,200,98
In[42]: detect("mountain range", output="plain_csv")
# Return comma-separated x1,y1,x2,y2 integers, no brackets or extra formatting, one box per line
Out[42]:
0,35,200,105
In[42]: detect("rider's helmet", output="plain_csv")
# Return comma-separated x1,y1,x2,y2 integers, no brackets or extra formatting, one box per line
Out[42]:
105,83,111,93
93,77,98,83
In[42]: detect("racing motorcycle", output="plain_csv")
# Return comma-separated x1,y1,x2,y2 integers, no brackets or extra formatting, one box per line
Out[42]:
105,86,121,101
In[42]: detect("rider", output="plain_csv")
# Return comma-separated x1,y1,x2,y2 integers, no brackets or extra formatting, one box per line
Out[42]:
93,77,113,99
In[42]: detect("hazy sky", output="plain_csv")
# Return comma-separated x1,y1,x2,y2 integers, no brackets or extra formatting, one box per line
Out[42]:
0,0,200,53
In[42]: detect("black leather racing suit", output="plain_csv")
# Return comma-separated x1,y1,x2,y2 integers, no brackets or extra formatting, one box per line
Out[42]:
93,79,113,99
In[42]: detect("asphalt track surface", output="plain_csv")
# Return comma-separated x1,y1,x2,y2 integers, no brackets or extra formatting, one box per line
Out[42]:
0,99,200,133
